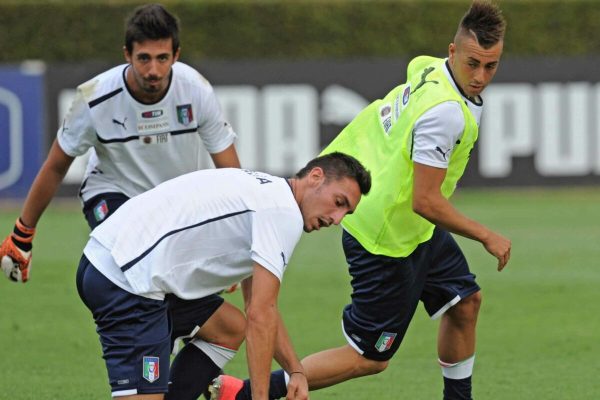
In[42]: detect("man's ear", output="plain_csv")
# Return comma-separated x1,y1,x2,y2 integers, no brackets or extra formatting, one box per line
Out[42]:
123,46,131,63
308,167,325,187
448,42,456,64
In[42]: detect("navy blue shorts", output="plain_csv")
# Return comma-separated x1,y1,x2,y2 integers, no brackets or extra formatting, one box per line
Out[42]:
341,228,480,361
82,191,225,343
76,256,224,396
82,192,130,229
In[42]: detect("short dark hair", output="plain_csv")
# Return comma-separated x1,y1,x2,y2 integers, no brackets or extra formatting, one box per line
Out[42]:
125,4,180,54
295,152,371,195
457,0,506,48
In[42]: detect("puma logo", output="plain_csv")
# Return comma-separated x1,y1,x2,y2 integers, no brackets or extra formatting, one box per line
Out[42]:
411,67,439,94
435,146,451,160
112,117,127,130
60,118,69,134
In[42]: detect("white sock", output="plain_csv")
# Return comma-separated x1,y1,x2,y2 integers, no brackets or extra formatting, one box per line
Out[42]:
190,338,237,369
439,355,475,380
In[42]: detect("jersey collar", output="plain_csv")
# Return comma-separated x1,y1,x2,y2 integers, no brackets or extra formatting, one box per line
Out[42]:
443,59,483,107
122,65,174,105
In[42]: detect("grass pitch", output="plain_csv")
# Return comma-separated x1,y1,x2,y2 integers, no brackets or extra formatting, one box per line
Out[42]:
1,187,599,399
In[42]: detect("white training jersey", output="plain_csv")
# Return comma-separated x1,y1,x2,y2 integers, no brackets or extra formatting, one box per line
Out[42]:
412,59,483,169
83,168,303,301
57,62,237,202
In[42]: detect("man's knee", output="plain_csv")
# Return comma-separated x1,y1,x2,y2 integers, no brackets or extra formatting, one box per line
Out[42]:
227,305,246,333
218,306,246,348
462,291,482,313
197,302,246,349
355,355,389,376
447,291,482,325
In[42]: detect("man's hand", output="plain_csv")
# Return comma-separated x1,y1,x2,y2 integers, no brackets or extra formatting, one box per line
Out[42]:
482,230,511,271
0,218,35,283
286,371,309,400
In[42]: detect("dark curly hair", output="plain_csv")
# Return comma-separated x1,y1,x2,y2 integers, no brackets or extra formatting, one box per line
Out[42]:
125,4,180,54
295,152,371,195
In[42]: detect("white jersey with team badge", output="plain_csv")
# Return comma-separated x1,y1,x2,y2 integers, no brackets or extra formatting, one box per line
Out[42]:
412,59,483,169
83,168,303,301
57,62,237,202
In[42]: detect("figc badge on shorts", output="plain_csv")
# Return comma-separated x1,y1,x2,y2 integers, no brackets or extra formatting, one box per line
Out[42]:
375,332,397,352
142,356,160,383
93,199,109,222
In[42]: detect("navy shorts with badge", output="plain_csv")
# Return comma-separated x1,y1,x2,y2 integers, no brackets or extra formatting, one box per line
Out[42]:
341,228,480,361
76,255,224,396
82,192,130,229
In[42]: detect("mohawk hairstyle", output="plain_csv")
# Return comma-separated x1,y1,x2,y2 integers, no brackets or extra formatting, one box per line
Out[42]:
458,0,506,48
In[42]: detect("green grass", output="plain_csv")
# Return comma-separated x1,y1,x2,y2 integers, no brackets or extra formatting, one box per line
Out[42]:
1,188,600,399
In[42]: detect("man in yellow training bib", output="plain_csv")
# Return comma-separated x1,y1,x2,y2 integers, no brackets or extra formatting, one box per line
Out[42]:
211,1,511,400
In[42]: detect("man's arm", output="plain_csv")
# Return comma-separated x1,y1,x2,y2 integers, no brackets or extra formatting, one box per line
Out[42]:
20,139,75,227
241,272,308,400
272,317,308,400
412,162,511,270
0,139,74,282
243,263,281,400
209,143,241,169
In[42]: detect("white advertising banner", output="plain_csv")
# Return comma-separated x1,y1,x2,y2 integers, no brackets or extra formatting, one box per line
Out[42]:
42,57,600,197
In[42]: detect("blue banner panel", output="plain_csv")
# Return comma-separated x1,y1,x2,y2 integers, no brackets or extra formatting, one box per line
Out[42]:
0,66,44,199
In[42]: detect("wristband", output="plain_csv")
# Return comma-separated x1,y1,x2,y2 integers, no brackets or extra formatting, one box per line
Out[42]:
11,218,36,251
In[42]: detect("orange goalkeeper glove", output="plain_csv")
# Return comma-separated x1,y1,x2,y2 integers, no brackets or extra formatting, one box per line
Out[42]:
0,218,35,283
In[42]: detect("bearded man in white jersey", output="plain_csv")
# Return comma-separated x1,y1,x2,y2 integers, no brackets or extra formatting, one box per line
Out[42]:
0,4,245,400
76,152,371,400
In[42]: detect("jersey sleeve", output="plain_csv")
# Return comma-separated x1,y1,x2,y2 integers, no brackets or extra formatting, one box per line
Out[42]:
412,101,465,168
56,87,98,157
250,209,303,282
196,83,237,154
